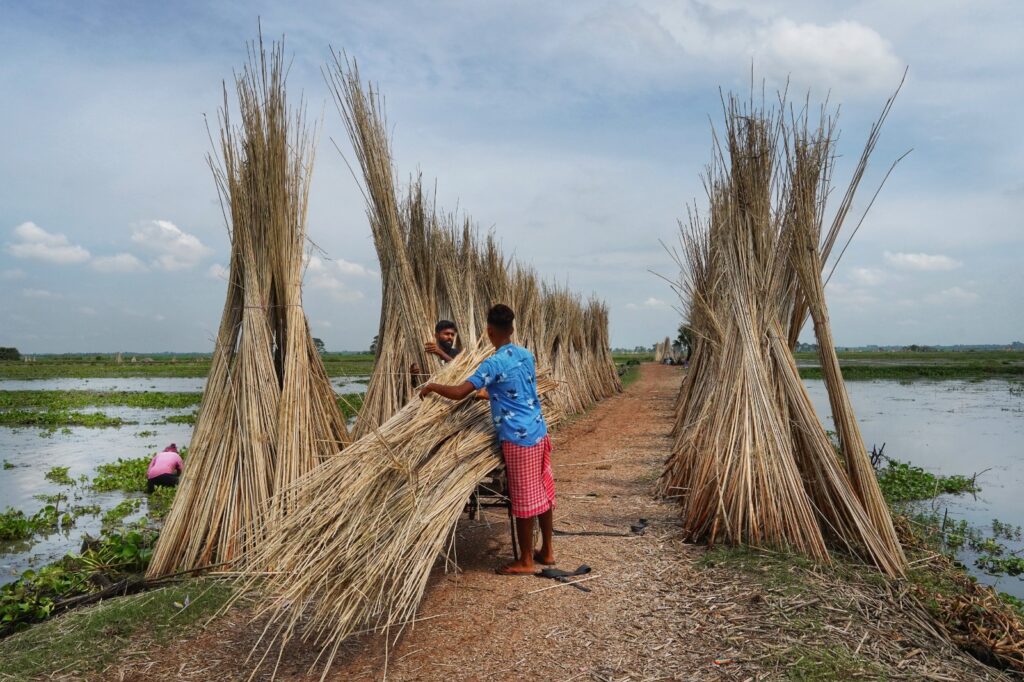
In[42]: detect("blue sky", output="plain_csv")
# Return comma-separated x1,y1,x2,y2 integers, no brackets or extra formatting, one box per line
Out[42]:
1,0,1021,352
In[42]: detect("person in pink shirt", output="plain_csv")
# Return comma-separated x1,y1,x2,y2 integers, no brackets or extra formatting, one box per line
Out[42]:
147,443,183,493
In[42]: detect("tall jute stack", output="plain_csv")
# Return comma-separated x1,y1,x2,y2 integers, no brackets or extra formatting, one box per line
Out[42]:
232,56,621,677
659,89,906,576
146,39,349,578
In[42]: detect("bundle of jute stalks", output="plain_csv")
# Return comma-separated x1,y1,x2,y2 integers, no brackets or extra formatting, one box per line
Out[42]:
229,54,621,677
239,346,561,673
328,53,620,437
659,88,907,576
147,38,349,578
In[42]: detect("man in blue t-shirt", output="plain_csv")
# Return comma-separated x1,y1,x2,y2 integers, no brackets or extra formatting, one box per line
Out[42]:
419,304,556,575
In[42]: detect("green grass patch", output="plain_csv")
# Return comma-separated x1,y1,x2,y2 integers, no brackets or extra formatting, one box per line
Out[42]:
795,350,1024,381
162,412,196,425
782,645,885,680
0,352,375,379
618,365,642,389
0,578,233,678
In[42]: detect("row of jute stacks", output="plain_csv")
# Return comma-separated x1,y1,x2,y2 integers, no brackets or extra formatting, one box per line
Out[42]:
658,89,908,577
144,37,621,676
231,53,621,676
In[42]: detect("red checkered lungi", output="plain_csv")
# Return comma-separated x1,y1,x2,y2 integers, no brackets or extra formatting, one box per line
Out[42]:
501,434,555,518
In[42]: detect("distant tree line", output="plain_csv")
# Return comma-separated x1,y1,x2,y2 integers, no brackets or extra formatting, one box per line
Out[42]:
0,347,21,361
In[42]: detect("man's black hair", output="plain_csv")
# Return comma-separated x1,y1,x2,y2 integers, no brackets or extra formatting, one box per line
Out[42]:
435,319,457,334
486,304,515,332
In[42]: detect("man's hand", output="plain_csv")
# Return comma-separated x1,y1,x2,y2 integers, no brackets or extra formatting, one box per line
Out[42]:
418,383,434,399
425,342,453,362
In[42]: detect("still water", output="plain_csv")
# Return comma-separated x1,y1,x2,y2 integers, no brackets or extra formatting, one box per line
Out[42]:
0,377,368,584
806,379,1024,597
1,378,1021,594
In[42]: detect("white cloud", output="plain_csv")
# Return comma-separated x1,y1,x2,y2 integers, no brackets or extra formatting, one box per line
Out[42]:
883,251,961,271
626,296,668,310
303,254,370,301
7,222,90,264
91,252,148,273
22,288,61,299
335,258,375,277
130,219,212,271
306,267,365,302
1,268,27,280
849,267,887,287
759,19,902,94
927,286,978,305
825,281,877,308
207,263,229,279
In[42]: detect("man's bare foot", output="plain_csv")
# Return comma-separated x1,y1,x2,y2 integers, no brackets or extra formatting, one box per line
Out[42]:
496,559,536,575
533,550,555,565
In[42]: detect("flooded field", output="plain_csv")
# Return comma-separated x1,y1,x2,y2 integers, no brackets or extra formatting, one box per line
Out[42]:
807,379,1024,597
0,376,368,584
3,375,1021,596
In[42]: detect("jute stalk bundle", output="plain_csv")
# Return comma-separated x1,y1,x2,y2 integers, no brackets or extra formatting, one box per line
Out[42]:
237,346,561,676
230,57,622,677
147,38,349,578
659,89,906,576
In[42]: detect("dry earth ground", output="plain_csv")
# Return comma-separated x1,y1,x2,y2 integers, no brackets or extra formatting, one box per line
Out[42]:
96,364,1009,681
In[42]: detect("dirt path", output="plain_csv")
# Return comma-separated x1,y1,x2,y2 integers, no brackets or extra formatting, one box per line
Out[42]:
108,364,1005,681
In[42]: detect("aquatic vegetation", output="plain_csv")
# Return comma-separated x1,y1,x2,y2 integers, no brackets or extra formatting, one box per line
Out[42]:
0,410,128,429
135,430,158,438
0,528,158,635
335,392,365,419
146,486,177,520
0,505,67,542
876,459,978,503
2,460,14,470
101,499,143,530
91,448,188,494
91,457,150,493
0,390,202,411
44,466,74,486
162,412,196,425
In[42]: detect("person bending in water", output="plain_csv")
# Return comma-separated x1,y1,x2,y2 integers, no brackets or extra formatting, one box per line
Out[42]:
147,443,183,493
419,304,555,575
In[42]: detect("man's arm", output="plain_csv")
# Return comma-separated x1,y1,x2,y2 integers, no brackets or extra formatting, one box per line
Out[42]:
419,380,477,401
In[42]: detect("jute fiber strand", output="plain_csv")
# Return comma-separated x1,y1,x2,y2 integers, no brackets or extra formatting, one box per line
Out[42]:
147,38,349,578
230,57,622,678
659,89,906,576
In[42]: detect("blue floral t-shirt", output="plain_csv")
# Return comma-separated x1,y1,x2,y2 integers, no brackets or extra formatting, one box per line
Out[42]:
467,343,548,446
